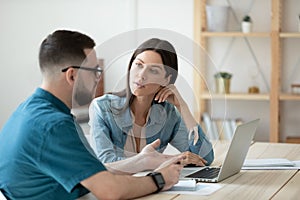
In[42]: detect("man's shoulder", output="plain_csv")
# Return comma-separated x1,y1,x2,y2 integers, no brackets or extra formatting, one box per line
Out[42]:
17,95,74,133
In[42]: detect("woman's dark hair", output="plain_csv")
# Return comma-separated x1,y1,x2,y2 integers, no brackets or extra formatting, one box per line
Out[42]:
128,38,178,84
39,30,95,73
112,38,178,113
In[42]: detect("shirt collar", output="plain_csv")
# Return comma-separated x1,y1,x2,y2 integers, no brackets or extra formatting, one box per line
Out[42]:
35,87,71,115
112,98,167,131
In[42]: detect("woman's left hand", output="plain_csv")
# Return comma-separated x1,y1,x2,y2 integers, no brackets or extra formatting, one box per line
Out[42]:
179,151,207,167
154,84,184,108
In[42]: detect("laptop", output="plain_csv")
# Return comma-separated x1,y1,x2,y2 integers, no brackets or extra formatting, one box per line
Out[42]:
183,119,260,183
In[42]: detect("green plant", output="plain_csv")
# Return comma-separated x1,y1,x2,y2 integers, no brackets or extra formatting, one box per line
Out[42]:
243,15,252,22
214,72,232,79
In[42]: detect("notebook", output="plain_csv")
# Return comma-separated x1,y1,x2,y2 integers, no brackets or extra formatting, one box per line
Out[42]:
184,119,260,183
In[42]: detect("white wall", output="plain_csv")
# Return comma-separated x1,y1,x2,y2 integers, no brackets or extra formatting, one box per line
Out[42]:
1,0,299,142
0,0,195,128
101,0,195,108
0,0,134,127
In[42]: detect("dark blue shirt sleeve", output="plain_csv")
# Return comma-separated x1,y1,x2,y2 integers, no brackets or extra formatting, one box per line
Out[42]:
38,119,106,193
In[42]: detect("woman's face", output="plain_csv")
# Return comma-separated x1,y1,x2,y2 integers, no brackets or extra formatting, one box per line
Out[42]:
129,50,170,97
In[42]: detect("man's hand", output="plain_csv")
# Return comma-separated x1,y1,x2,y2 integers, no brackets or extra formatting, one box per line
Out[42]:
140,139,176,170
105,139,176,174
155,156,185,191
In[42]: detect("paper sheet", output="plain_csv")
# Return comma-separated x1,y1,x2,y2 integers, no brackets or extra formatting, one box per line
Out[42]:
162,182,223,195
0,191,7,200
242,159,300,170
169,180,197,191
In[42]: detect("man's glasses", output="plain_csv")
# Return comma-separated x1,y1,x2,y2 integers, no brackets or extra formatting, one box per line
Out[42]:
61,65,103,79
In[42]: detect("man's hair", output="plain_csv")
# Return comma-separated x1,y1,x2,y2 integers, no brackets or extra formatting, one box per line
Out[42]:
39,30,95,74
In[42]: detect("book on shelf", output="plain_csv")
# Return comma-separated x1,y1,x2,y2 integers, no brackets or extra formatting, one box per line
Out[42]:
202,113,218,140
202,113,242,140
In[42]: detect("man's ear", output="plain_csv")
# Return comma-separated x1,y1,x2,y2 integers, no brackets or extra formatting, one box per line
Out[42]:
65,68,77,86
162,74,172,86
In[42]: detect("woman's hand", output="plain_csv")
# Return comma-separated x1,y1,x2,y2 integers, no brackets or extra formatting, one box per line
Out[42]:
155,84,197,130
154,84,184,109
179,151,207,166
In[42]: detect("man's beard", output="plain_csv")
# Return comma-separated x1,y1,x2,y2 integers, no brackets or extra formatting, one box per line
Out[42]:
74,91,93,106
73,82,94,107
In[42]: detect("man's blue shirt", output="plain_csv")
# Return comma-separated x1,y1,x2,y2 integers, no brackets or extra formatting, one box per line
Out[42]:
0,88,106,200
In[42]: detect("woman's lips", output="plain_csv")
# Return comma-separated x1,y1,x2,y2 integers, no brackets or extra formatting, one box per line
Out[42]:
134,82,145,88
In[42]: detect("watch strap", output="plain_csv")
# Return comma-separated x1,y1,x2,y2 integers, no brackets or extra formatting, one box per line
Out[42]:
146,172,165,193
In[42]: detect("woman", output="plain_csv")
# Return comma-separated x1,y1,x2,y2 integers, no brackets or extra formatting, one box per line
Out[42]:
89,38,214,166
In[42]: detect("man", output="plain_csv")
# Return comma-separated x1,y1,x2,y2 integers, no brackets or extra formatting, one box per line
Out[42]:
0,30,184,199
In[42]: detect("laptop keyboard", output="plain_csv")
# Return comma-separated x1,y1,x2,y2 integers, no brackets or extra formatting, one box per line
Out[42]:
186,167,220,179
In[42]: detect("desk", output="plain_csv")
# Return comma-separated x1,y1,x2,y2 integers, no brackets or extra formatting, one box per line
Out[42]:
136,142,300,200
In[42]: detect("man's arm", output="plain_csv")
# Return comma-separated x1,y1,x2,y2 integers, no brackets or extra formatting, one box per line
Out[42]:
81,171,157,199
81,156,184,199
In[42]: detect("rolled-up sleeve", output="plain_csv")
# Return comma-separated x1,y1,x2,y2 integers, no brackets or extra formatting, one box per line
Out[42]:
170,116,214,165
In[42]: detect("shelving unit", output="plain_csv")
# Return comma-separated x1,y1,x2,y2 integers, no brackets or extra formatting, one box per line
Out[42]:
199,93,270,101
280,94,300,101
193,0,300,143
200,32,270,37
280,33,300,38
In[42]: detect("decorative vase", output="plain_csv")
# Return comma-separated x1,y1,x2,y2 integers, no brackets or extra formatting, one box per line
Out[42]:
206,5,229,32
215,77,231,94
214,72,232,94
242,22,252,33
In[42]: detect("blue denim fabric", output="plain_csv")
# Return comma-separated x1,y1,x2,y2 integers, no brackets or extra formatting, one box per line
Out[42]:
89,94,214,165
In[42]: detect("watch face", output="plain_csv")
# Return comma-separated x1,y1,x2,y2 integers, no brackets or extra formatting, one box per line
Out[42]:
155,174,165,184
147,172,165,192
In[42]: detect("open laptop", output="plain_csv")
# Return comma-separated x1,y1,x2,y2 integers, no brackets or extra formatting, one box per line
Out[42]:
183,119,260,183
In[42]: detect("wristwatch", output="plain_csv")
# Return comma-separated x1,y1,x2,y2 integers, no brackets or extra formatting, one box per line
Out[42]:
146,172,165,193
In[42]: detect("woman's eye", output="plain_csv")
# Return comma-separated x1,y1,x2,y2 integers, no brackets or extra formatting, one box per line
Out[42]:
135,63,143,68
149,68,158,74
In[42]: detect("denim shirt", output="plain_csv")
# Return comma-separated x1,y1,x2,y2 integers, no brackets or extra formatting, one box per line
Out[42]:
89,94,214,165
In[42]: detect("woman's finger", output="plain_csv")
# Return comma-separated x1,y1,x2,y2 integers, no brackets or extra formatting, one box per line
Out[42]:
181,152,207,166
159,90,173,102
156,88,173,102
155,87,168,101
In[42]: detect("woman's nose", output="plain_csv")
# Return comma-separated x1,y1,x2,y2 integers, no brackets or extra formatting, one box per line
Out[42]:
138,68,147,80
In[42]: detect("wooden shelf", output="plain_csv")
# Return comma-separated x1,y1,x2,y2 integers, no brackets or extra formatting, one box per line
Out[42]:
279,93,300,101
201,32,270,37
200,93,270,100
194,0,300,143
286,136,300,144
280,33,300,38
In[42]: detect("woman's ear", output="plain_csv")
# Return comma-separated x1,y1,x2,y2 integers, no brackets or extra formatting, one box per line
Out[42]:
162,74,172,86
